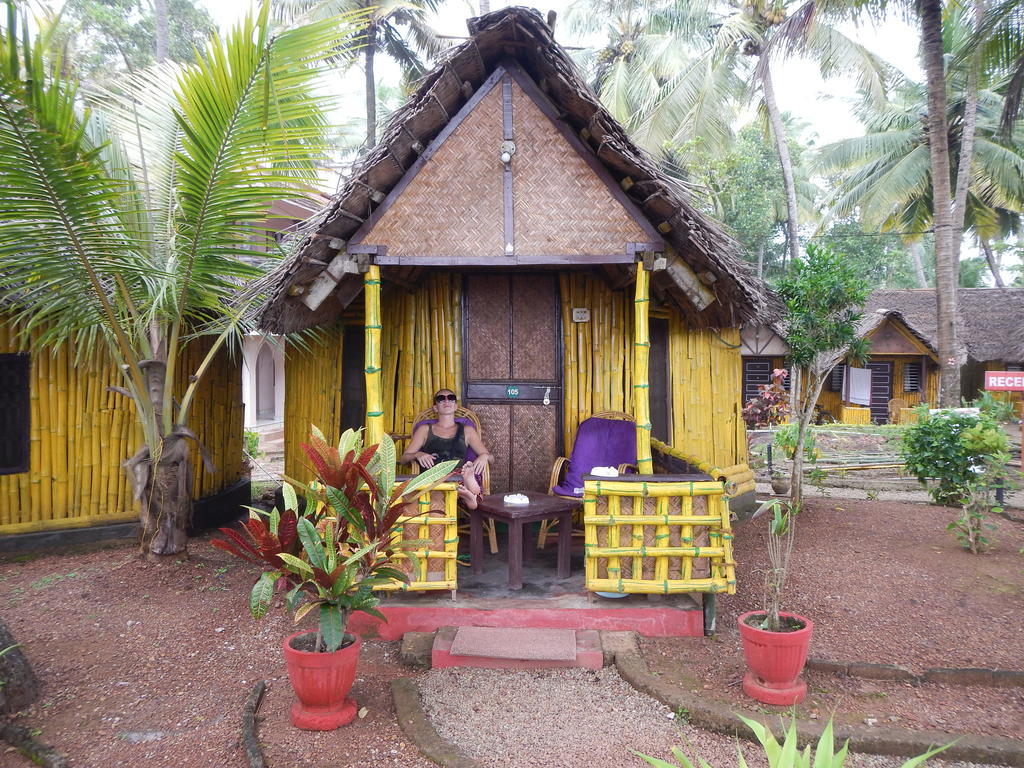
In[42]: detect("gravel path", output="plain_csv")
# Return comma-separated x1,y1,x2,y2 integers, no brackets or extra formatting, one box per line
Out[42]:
419,667,1013,768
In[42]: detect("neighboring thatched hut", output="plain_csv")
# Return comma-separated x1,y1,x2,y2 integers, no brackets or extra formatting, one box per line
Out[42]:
0,320,247,542
741,287,1024,424
257,8,777,596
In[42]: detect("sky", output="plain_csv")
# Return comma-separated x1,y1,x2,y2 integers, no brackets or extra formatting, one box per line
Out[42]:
200,0,924,148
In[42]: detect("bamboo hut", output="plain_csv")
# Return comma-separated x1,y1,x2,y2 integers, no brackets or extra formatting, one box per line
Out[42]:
0,316,247,539
256,8,777,597
743,288,1024,423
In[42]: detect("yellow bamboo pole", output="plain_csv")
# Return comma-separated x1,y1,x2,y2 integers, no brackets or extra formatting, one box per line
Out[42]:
364,266,384,446
633,266,652,473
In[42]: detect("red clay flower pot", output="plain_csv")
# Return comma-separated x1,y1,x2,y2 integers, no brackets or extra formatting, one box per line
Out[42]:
737,610,813,706
283,631,361,730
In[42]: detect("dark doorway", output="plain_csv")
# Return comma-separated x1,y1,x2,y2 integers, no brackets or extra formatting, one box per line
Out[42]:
340,325,367,433
742,357,773,407
463,274,561,493
866,361,894,423
649,317,670,442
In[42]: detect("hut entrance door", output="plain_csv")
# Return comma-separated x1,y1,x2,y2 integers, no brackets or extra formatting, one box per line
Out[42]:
463,273,561,493
866,361,894,423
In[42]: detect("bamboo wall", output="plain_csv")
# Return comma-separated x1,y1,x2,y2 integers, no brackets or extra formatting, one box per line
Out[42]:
979,361,1023,416
379,274,462,441
283,326,344,483
668,317,746,470
0,320,244,535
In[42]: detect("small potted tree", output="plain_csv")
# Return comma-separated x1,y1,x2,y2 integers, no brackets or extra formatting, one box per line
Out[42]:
213,426,457,729
737,499,813,706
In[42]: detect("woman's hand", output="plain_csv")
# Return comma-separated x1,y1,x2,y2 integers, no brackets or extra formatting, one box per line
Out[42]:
416,452,436,468
468,453,490,476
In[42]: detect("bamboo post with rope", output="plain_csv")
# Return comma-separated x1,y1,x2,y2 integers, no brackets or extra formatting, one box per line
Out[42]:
364,265,384,447
633,265,653,472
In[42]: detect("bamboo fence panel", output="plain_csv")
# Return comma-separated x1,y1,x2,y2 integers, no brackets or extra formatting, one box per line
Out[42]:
378,481,459,592
1,318,243,534
284,326,344,483
633,267,653,472
583,477,735,594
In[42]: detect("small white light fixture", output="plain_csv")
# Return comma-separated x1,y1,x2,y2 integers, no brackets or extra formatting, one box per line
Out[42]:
499,140,516,165
500,150,512,164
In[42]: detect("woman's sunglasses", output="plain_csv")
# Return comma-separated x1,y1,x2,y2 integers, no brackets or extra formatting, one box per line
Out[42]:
434,393,457,403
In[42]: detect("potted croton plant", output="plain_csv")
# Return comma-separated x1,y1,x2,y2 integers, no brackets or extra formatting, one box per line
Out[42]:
737,499,813,706
213,426,456,730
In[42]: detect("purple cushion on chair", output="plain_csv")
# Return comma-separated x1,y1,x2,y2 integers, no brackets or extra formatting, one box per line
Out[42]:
552,417,636,497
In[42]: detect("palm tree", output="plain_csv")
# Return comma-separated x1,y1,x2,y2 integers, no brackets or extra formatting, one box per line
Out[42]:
565,0,743,161
816,11,1024,289
0,2,363,557
275,0,446,149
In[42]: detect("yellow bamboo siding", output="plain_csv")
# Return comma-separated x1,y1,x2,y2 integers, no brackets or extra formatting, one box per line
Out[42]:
583,477,735,594
173,339,245,501
668,316,746,470
559,274,636,450
379,275,462,444
633,267,653,472
284,327,344,483
0,320,243,534
377,482,459,592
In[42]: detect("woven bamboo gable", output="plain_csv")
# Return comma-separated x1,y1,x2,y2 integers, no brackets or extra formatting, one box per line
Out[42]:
359,72,651,261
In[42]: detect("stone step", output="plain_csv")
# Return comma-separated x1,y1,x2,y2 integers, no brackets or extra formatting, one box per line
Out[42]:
430,626,604,670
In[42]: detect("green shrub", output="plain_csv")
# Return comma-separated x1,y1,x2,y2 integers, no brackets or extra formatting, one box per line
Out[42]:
969,391,1017,424
773,424,819,463
900,411,1008,506
634,713,950,768
244,428,262,458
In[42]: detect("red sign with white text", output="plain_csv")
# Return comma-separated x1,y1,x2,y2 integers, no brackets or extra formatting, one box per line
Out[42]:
984,371,1024,391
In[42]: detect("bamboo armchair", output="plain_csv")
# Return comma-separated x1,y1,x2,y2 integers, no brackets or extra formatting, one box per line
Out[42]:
887,398,908,425
538,411,638,549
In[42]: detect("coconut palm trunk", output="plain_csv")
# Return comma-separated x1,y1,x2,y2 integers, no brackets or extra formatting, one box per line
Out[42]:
365,23,376,148
980,238,1005,287
919,0,961,406
951,0,984,262
154,0,169,63
760,59,801,270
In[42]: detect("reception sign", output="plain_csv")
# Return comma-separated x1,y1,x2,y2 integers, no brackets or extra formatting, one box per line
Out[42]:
984,371,1024,391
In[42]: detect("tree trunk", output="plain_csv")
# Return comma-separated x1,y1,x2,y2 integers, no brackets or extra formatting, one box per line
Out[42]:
760,60,801,270
919,0,961,406
981,238,1005,287
479,0,491,12
951,0,984,262
909,239,929,288
789,370,826,506
365,28,376,149
154,0,169,63
756,243,764,279
123,360,191,557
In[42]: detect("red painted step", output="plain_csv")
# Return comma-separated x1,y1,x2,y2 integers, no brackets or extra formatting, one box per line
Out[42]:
431,626,604,670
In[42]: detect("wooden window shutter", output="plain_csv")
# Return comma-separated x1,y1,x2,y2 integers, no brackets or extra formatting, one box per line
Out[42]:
0,353,30,475
903,361,923,392
828,364,846,392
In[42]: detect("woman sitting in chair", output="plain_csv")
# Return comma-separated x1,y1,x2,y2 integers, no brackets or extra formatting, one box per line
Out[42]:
400,388,492,494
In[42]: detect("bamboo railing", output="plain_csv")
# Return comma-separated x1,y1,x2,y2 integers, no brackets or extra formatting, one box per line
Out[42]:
583,476,736,594
378,481,459,593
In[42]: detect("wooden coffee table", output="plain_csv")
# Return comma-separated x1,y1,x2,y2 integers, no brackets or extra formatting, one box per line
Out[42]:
469,492,580,590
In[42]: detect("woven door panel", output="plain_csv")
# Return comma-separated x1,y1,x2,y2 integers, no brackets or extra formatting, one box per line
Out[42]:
466,275,511,380
364,84,505,257
511,81,648,257
511,275,558,380
510,404,557,492
469,402,511,493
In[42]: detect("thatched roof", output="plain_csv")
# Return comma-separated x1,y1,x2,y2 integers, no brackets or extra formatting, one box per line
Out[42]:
255,6,777,334
866,288,1024,363
856,308,937,355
